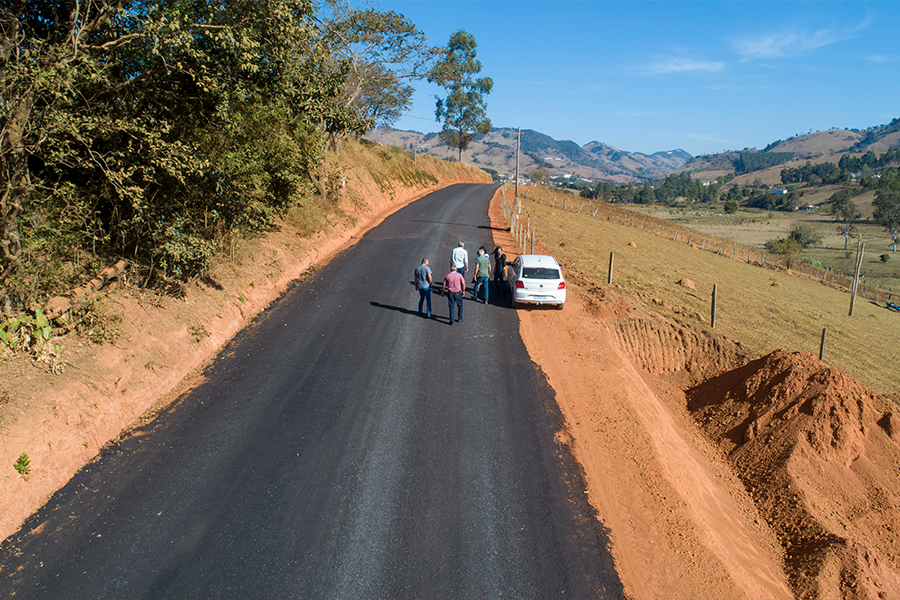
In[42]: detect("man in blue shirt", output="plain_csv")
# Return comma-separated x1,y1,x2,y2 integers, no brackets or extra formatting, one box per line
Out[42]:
414,257,433,317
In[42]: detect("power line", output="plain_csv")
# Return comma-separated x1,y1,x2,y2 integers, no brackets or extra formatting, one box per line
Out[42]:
401,113,437,122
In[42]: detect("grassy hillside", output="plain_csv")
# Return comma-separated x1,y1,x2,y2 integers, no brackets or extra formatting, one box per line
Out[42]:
675,122,899,180
624,192,900,293
510,186,900,399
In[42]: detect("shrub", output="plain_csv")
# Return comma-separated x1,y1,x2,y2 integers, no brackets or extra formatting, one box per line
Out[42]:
765,237,803,268
0,308,52,352
14,453,31,476
789,223,823,249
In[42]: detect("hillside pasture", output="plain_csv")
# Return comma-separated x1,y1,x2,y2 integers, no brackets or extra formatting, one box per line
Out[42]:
509,186,900,399
624,190,900,292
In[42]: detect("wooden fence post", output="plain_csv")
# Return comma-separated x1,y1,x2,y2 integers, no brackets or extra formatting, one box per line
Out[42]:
819,328,827,361
608,252,614,285
849,241,865,316
711,284,717,328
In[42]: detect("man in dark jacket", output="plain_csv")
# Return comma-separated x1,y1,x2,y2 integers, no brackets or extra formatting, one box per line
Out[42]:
492,246,507,297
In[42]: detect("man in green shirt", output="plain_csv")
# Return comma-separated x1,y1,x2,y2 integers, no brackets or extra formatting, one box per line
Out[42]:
472,248,492,303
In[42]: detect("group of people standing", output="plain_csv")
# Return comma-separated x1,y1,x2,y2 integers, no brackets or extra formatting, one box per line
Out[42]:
414,242,507,326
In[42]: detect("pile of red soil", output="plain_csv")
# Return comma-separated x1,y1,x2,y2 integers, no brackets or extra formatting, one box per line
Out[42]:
687,349,900,600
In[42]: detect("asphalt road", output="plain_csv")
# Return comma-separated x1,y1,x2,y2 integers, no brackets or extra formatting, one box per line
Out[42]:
0,184,623,599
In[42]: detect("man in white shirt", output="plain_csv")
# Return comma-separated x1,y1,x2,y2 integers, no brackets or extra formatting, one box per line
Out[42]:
451,241,469,282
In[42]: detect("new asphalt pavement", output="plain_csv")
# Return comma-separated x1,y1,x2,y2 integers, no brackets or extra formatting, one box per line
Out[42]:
0,183,624,599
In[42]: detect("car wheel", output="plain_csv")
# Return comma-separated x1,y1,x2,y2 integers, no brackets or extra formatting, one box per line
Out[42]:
556,303,564,310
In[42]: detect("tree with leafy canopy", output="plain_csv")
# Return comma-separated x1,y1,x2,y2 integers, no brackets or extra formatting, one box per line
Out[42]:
788,222,823,249
1,0,369,312
318,5,433,130
873,168,900,252
530,167,550,186
829,188,861,250
764,237,803,268
765,223,822,268
428,30,493,162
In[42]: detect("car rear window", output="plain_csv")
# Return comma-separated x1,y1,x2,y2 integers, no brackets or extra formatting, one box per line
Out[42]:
522,267,561,279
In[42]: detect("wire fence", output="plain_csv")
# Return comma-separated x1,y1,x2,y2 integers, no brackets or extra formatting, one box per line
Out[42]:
500,185,900,306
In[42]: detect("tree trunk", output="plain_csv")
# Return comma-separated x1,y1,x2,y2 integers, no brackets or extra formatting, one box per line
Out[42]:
0,92,35,286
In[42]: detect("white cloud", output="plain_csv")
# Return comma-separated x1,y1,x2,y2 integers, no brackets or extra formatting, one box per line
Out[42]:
733,20,870,60
864,54,897,64
643,58,725,75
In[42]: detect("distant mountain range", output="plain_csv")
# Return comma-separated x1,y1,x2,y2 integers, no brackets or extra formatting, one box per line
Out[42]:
365,119,900,184
364,127,692,184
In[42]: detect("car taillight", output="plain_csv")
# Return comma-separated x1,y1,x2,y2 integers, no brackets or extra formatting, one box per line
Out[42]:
558,282,566,289
516,280,525,288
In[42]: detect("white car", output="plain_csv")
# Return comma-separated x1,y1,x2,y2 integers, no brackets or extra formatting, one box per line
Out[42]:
506,254,566,309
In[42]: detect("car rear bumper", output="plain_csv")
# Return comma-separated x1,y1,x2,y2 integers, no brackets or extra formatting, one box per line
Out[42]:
512,291,566,305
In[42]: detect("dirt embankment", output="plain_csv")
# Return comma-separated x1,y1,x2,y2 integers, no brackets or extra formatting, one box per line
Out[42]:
0,160,488,542
491,195,900,599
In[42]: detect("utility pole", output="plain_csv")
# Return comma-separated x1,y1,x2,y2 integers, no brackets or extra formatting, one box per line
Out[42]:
515,127,520,200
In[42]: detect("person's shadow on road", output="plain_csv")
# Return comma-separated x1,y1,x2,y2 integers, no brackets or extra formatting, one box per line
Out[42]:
370,301,453,324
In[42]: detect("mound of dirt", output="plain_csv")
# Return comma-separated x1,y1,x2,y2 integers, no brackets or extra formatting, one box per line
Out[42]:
687,349,900,600
614,309,753,388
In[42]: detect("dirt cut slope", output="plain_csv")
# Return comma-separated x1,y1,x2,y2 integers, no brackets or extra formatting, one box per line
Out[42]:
613,309,753,389
688,350,900,599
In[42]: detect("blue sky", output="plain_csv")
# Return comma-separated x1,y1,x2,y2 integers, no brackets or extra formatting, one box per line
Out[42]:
374,1,899,157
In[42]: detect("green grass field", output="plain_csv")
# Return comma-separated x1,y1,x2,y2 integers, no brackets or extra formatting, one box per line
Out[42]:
510,187,900,400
